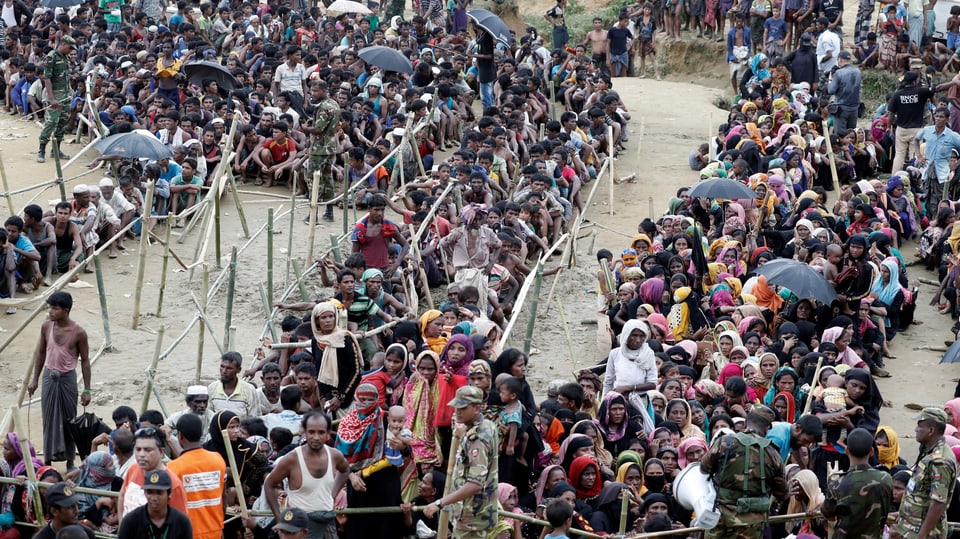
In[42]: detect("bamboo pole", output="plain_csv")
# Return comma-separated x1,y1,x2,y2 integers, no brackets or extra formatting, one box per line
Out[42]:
437,430,462,539
555,299,577,368
522,266,544,356
824,133,839,192
214,174,222,268
608,125,615,215
306,171,321,267
131,180,156,330
11,406,44,527
618,488,630,535
221,429,250,519
330,234,342,263
287,185,296,285
802,357,825,416
227,172,250,238
178,200,208,245
155,217,172,317
342,171,349,236
291,259,310,301
259,282,278,343
140,325,165,414
93,255,112,350
407,237,434,310
501,233,568,345
196,264,208,385
224,247,237,351
0,151,13,216
267,208,274,309
52,141,66,202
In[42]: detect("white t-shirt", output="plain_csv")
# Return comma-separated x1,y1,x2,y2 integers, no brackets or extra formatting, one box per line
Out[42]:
273,62,307,96
1,3,17,29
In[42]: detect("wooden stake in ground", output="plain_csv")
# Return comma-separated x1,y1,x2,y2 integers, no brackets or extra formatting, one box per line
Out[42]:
608,125,615,215
522,266,544,356
196,264,208,385
93,255,112,350
437,430,462,539
156,217,172,317
131,180,156,330
223,247,237,351
267,208,274,308
306,171,321,264
0,150,13,216
141,325,165,414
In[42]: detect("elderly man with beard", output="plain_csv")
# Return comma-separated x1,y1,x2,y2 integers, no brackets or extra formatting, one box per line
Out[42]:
164,385,215,454
439,203,502,279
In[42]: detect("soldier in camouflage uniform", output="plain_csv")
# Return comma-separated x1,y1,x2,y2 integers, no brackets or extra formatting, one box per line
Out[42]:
303,80,340,221
700,406,787,539
37,36,76,164
891,407,958,539
421,386,498,539
821,428,893,539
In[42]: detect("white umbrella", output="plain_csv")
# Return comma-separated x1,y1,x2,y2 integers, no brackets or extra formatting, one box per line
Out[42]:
326,0,372,14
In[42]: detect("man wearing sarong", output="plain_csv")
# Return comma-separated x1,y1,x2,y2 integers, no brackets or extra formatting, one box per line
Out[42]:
27,291,91,469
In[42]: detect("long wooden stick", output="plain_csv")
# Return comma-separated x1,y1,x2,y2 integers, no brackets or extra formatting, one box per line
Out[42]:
223,247,238,351
608,125,615,215
93,254,113,350
131,180,156,329
437,430,462,539
306,170,322,265
11,406,44,527
267,208,274,309
221,429,250,518
155,217,172,317
140,325,165,414
0,151,13,216
501,233,568,344
196,264,208,385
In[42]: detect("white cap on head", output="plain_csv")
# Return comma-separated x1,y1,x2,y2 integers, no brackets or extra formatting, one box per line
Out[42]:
99,178,114,188
87,185,100,194
186,385,208,396
73,184,89,194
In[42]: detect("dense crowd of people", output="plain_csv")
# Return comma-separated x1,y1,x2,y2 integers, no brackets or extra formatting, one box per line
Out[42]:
7,0,960,537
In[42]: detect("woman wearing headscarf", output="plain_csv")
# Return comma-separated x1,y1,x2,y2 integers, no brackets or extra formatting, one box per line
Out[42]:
204,411,268,507
418,310,448,355
880,174,919,241
74,450,119,529
836,234,877,309
2,433,42,481
762,366,806,421
871,257,905,340
811,368,883,486
588,482,639,533
665,399,705,442
668,287,710,341
594,392,644,459
818,326,867,368
547,481,599,532
560,434,595,473
785,469,825,537
571,420,614,472
337,384,404,539
875,425,903,470
568,455,603,502
361,343,410,409
772,390,797,424
752,274,784,313
403,351,441,472
602,320,659,433
311,302,364,412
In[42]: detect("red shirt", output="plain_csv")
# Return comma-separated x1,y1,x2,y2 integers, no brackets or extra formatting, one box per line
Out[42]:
264,137,296,163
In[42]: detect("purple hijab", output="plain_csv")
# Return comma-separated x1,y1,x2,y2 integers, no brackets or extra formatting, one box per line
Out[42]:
6,433,42,477
439,333,475,376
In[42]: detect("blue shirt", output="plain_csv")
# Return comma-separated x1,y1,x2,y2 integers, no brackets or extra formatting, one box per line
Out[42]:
766,421,792,462
764,18,788,41
916,125,960,182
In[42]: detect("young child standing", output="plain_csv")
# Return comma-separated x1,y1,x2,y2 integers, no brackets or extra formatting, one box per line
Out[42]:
497,375,528,477
544,498,574,539
637,3,660,80
949,6,960,51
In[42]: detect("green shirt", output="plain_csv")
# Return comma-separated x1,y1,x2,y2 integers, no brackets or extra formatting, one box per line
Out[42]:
42,50,71,101
99,0,124,24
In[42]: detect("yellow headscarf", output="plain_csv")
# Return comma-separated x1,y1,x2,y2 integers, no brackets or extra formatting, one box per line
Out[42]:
947,222,960,254
669,287,692,339
615,462,648,497
418,310,448,355
632,233,654,254
876,426,901,469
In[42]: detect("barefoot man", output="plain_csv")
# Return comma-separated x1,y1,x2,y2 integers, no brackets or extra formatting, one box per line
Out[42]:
27,291,91,470
583,18,608,73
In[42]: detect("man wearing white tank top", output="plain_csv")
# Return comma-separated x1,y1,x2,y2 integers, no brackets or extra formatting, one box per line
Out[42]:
265,411,351,539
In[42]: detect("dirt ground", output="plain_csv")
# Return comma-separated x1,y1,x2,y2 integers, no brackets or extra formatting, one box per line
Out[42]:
0,42,949,466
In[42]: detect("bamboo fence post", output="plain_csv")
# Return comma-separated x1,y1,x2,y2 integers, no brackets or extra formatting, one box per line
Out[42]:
52,142,66,202
141,325,165,414
329,234,342,263
608,125,615,215
802,357,825,416
555,299,577,368
522,266,544,356
196,264,208,385
0,151,13,216
214,174,222,269
342,171,349,236
306,171,322,264
156,217,172,317
221,429,250,519
227,172,250,238
824,134,840,192
178,200,207,244
131,180,156,329
93,254,112,350
437,431,462,539
618,488,630,535
267,208,274,309
408,237,434,310
291,259,310,301
543,268,563,316
259,282,278,342
11,406,44,527
224,247,237,351
286,186,296,285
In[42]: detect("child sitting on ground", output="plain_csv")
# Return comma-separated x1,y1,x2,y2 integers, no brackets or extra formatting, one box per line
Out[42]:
819,374,863,448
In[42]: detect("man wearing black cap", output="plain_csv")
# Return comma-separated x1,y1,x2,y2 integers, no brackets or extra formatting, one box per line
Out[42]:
272,507,309,539
826,49,861,129
34,482,93,539
117,470,193,539
891,407,958,539
887,70,960,174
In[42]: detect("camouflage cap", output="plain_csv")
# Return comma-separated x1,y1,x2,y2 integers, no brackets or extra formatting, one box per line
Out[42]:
61,35,77,49
747,404,776,426
448,385,484,408
914,407,949,426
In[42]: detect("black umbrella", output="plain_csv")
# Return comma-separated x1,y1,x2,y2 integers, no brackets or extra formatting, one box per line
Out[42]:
940,340,960,364
467,9,512,44
358,46,414,75
94,130,173,160
183,61,241,93
68,412,111,460
756,258,838,305
686,178,757,200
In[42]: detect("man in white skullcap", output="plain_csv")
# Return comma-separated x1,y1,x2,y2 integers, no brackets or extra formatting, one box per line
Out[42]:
163,386,215,456
98,178,136,252
88,185,121,259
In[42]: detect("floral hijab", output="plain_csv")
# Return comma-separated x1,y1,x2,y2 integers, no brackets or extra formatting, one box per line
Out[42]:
335,383,386,471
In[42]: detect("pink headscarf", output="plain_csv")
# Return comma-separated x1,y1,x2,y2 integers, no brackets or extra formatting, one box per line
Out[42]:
818,327,865,368
647,313,675,343
677,438,710,468
945,398,960,430
718,363,743,387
